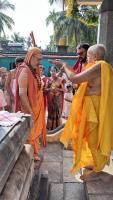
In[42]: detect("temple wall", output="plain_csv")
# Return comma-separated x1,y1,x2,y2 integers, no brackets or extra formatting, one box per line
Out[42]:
98,11,113,65
97,0,113,65
0,54,76,75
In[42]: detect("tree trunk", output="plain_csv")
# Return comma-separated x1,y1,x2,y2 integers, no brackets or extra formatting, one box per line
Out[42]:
63,0,65,11
75,29,77,47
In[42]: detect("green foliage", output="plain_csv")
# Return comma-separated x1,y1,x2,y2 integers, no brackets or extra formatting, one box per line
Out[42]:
46,35,56,51
0,0,15,36
11,32,32,49
71,0,79,18
11,32,25,43
47,0,99,52
48,0,66,11
78,5,99,27
0,36,9,45
48,0,66,6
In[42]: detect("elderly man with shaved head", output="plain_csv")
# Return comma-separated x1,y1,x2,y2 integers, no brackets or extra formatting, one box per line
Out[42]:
15,47,47,161
49,44,113,181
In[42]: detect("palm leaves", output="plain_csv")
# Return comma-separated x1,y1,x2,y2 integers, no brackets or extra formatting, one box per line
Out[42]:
48,0,66,10
78,5,99,26
10,32,32,49
47,0,99,51
46,10,64,44
11,32,25,43
0,0,15,36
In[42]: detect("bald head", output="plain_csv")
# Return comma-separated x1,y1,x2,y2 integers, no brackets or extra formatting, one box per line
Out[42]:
88,44,106,60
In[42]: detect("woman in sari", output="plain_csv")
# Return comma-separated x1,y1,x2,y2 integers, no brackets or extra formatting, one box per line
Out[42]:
46,66,64,130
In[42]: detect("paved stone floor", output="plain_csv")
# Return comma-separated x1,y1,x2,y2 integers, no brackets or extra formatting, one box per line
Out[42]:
41,143,113,200
41,143,85,200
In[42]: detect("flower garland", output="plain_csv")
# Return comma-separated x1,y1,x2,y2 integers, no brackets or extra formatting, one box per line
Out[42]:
28,65,41,90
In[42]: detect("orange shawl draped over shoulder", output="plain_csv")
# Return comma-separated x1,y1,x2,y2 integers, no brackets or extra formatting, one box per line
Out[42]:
15,63,47,152
60,61,113,172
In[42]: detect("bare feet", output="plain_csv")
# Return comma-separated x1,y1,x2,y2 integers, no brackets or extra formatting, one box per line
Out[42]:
80,170,113,182
84,166,93,170
80,171,101,182
34,153,44,161
34,155,41,162
34,154,44,169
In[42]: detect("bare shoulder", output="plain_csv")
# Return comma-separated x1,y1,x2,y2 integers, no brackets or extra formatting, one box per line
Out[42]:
19,68,28,78
87,63,101,73
20,67,28,74
10,69,16,78
18,68,28,84
73,62,101,83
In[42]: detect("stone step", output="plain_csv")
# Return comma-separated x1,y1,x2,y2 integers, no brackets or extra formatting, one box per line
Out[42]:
38,171,49,200
27,159,44,200
84,158,113,200
48,182,86,200
64,183,86,200
84,174,113,200
48,183,63,200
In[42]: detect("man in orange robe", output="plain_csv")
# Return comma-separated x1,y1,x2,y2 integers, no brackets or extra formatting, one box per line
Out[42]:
49,44,113,181
15,47,47,161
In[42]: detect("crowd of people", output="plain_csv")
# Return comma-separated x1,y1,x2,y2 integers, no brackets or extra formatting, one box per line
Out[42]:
0,43,90,121
0,43,113,181
0,46,75,161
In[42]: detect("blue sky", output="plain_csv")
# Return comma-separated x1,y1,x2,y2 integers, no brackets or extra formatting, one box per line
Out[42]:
6,0,61,49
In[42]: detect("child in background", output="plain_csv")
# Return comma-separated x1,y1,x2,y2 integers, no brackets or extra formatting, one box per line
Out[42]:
62,83,73,119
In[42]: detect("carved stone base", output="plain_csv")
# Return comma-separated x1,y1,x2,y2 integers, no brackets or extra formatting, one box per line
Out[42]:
0,144,34,200
0,117,31,193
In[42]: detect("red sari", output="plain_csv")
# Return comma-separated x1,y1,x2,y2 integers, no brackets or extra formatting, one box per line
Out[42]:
46,77,63,130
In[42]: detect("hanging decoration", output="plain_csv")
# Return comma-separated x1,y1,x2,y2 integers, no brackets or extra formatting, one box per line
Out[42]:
66,0,74,17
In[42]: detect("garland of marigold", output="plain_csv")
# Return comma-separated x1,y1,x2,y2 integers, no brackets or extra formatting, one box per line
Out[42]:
66,0,74,17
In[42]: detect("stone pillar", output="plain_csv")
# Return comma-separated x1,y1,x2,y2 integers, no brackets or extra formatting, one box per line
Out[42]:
97,0,113,65
56,45,68,53
56,37,68,53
